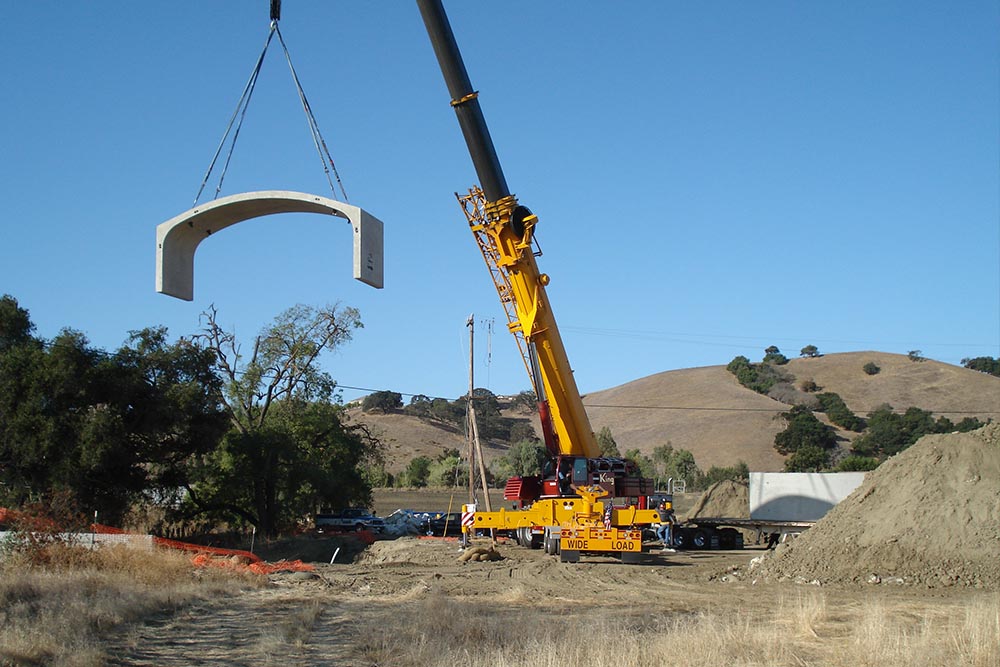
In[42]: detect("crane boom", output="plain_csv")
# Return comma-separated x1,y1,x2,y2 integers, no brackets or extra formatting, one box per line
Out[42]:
417,0,599,459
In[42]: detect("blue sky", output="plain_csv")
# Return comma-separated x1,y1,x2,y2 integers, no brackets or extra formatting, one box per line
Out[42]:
2,1,998,404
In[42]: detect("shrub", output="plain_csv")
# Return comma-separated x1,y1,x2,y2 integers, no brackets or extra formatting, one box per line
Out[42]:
863,362,880,375
815,392,865,432
362,390,402,413
774,405,838,456
835,455,879,472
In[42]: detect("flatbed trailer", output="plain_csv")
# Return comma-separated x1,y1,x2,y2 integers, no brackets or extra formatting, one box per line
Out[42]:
673,517,816,550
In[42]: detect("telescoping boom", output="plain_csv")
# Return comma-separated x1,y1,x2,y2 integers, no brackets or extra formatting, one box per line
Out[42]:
417,0,664,562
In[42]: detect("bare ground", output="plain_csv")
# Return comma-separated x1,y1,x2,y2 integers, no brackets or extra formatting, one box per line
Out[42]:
101,537,995,666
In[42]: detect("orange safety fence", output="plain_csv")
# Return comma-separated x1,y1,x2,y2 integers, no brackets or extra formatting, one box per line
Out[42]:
2,510,313,575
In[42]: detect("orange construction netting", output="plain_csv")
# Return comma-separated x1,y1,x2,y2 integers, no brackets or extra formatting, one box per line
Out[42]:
94,524,315,574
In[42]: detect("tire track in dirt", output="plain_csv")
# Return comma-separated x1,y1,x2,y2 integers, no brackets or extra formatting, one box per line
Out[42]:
106,586,357,667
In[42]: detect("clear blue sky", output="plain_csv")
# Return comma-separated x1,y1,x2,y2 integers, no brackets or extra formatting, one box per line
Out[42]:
2,1,998,404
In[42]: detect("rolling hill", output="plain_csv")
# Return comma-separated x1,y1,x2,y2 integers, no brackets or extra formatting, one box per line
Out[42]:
348,351,1000,474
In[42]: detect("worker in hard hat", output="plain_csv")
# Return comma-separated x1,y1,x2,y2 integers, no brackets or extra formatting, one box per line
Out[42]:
655,501,676,552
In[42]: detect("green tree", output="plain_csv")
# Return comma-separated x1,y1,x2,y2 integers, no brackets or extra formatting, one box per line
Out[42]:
189,303,377,536
651,443,701,487
403,394,433,418
469,388,511,441
700,461,749,486
596,426,621,457
773,405,837,466
362,390,402,413
623,449,656,479
726,355,783,394
428,453,467,487
863,362,881,375
835,455,879,472
0,295,35,352
815,392,865,432
0,299,228,524
783,445,829,472
852,404,984,461
763,345,789,365
494,439,548,480
507,421,538,445
429,398,465,426
401,455,432,488
514,390,537,411
961,356,1000,376
800,345,820,358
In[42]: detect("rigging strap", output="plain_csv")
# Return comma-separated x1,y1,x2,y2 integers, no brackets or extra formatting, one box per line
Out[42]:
193,8,348,205
275,23,349,203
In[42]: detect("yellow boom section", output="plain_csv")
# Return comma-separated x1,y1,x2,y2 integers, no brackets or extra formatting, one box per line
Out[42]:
458,188,599,459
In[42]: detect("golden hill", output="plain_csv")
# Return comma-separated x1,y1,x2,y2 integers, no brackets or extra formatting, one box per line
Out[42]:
349,351,1000,474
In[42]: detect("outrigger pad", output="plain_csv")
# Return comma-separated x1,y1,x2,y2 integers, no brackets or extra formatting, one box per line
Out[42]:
155,190,384,301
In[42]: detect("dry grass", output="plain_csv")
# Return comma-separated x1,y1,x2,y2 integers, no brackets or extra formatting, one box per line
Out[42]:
253,599,325,663
0,543,259,667
352,590,1000,667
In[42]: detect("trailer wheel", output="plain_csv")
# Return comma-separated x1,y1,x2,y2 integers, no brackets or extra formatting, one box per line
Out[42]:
672,528,688,550
544,528,561,555
692,529,710,549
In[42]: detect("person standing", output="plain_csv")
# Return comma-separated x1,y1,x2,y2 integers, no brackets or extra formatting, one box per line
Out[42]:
655,501,676,551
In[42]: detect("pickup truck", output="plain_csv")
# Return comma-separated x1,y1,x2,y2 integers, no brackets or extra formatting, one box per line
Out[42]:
315,508,386,534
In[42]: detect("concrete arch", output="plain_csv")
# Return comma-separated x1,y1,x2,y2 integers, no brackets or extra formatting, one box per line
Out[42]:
156,190,384,301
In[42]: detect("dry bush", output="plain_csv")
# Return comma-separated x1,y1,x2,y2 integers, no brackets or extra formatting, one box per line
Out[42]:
0,544,260,666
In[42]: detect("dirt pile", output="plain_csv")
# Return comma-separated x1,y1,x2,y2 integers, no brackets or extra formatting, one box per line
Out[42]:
355,536,464,567
685,479,749,520
750,424,1000,588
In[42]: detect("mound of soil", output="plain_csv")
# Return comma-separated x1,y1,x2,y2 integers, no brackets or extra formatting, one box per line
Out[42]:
685,479,750,520
355,536,465,567
750,424,1000,588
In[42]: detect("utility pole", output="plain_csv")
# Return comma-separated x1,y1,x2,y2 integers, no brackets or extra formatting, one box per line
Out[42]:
467,314,476,507
466,315,493,512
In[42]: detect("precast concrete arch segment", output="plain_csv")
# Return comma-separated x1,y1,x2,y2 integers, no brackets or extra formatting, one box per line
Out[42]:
155,190,384,301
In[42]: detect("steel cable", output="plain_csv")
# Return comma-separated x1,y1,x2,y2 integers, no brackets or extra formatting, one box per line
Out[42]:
193,24,276,206
275,23,349,203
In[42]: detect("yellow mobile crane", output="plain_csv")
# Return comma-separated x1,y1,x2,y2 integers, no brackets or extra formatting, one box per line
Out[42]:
417,0,665,562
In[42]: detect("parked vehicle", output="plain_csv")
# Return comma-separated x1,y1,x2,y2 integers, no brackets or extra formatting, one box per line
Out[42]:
425,512,463,537
315,508,385,534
